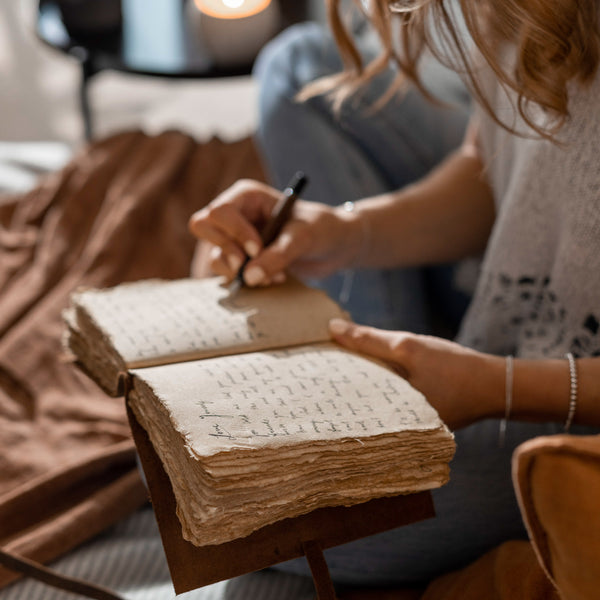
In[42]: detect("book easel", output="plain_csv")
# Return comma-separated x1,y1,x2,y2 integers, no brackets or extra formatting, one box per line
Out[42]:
127,401,436,600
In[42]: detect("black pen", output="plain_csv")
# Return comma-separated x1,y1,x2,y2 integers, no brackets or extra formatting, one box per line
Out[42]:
230,171,308,292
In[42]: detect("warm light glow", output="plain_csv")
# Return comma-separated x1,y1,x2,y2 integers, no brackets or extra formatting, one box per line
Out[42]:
193,0,271,19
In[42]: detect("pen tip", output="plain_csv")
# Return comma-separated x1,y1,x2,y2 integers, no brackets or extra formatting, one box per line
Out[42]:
228,277,243,295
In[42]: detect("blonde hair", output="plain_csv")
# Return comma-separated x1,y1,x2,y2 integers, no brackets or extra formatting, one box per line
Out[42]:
304,0,600,140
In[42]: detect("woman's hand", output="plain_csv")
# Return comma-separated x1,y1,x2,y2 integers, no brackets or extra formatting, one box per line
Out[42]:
329,319,505,431
188,179,362,286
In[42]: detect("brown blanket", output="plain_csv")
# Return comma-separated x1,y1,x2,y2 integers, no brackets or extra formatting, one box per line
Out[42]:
0,130,265,588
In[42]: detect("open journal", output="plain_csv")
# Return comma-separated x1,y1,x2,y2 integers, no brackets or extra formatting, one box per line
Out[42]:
64,277,455,548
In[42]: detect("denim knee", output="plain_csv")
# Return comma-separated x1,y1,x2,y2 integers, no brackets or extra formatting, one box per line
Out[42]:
254,22,340,99
253,23,344,188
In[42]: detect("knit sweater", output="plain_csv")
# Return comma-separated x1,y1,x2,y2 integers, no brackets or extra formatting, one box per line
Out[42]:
456,62,600,358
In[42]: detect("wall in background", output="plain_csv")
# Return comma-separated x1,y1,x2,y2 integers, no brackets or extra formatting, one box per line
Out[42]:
0,0,259,146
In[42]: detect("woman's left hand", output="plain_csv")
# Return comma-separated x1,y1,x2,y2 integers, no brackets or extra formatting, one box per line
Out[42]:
329,319,505,431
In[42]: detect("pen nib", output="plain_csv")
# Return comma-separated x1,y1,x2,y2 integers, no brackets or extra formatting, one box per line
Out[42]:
227,277,243,295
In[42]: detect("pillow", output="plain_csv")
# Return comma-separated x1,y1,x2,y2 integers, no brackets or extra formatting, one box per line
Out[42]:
420,540,559,600
513,434,600,600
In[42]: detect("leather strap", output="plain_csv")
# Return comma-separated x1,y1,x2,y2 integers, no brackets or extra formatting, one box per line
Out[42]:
0,547,125,600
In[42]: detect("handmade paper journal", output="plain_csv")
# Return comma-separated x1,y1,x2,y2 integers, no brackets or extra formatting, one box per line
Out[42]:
64,277,455,547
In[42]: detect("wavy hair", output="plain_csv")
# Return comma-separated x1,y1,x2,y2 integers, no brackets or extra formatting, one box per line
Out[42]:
301,0,600,140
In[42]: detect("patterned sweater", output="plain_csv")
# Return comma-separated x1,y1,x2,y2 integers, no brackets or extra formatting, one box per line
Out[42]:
457,61,600,358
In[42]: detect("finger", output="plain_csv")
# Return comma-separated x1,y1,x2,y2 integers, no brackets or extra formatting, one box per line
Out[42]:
212,179,279,225
241,266,286,287
251,223,313,279
236,228,304,287
189,220,246,273
210,203,264,257
190,204,262,259
209,246,236,279
206,180,283,252
329,319,413,372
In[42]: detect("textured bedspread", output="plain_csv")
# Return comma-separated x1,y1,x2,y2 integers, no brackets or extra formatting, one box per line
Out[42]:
0,130,266,590
0,506,316,600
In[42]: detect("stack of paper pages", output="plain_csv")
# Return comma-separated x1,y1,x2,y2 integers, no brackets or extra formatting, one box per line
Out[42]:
64,277,455,547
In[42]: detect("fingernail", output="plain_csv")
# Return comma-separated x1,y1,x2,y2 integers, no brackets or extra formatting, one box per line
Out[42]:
227,254,243,273
272,272,286,284
329,318,350,336
244,265,266,286
244,240,260,258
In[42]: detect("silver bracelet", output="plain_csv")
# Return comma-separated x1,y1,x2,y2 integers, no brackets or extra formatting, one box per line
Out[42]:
565,352,578,432
339,201,371,305
499,355,513,447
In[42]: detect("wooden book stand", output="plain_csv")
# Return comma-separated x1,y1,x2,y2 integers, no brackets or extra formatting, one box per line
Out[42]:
127,402,435,599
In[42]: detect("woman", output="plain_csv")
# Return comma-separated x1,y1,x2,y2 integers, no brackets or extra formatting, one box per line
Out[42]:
189,0,600,589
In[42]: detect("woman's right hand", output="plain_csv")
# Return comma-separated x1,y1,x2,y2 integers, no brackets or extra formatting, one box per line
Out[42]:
188,179,362,286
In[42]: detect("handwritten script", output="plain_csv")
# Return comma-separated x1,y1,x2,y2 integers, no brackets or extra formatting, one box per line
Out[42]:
131,343,440,455
74,278,344,368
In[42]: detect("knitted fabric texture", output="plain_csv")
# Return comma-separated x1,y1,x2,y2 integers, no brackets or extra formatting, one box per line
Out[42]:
457,63,600,359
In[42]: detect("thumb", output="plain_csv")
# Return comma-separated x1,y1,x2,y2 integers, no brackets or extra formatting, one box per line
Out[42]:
253,222,311,278
328,319,411,377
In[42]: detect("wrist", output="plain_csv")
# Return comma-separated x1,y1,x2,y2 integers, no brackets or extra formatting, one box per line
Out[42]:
509,358,572,423
465,351,507,422
333,201,371,268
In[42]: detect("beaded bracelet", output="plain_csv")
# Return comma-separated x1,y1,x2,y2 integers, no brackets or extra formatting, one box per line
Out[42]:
498,354,513,447
564,352,578,432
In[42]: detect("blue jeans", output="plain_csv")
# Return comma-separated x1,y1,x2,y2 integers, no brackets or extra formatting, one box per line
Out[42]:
253,22,471,334
251,23,598,586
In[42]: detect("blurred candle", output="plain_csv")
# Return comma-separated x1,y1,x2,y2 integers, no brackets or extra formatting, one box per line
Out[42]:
188,0,280,66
